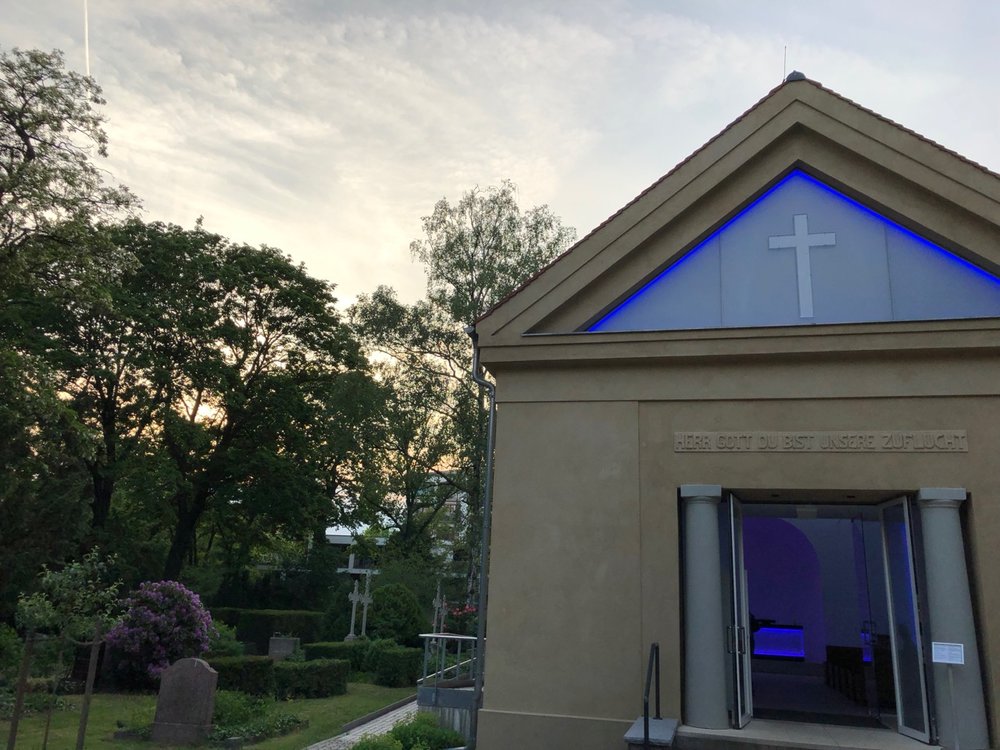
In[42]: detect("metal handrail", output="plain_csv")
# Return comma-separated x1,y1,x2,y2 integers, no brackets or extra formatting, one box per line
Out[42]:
419,632,479,687
417,657,475,686
643,642,661,748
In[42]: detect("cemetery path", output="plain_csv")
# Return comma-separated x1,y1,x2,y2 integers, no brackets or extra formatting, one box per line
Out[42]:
304,697,418,749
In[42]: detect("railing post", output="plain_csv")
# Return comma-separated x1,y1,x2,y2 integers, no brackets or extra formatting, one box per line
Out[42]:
655,644,661,720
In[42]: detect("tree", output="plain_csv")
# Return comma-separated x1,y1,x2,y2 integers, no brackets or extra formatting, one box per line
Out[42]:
156,240,370,579
354,181,575,594
24,218,378,581
0,47,132,264
410,179,575,323
0,47,134,611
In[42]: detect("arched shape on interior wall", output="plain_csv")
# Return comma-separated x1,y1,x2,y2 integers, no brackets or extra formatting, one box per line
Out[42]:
742,516,825,663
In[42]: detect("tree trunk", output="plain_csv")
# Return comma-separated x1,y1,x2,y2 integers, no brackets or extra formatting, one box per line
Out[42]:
6,630,35,750
90,470,114,529
75,628,102,750
163,494,205,579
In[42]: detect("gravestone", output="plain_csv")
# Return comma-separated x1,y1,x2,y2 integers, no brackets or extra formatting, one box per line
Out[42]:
268,636,300,660
151,658,218,745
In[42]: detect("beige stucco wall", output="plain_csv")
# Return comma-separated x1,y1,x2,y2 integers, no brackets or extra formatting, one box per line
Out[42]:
477,348,1000,750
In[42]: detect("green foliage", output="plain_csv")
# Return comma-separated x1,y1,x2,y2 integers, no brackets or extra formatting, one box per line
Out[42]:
0,687,71,720
211,690,270,726
207,656,276,696
0,46,133,277
206,622,244,657
369,584,426,647
353,735,405,750
409,179,575,325
389,711,465,750
212,608,324,654
0,624,22,682
274,658,349,699
351,180,574,596
207,690,305,743
303,641,369,670
372,646,423,688
15,549,121,640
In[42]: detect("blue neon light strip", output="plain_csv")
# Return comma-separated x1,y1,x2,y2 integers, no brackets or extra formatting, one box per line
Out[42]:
753,626,806,658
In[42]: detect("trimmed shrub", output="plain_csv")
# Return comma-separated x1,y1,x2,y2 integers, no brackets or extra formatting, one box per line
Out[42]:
362,639,398,671
208,655,275,696
212,608,324,653
206,622,244,658
303,640,369,670
372,646,422,688
368,584,426,647
390,711,465,750
274,658,349,698
106,580,214,682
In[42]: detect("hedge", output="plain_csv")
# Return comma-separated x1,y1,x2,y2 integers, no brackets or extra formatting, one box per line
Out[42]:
274,658,349,698
372,646,423,688
212,608,324,654
303,641,368,670
207,656,276,696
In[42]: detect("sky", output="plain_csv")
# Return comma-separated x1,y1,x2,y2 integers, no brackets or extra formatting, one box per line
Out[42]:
4,1,999,307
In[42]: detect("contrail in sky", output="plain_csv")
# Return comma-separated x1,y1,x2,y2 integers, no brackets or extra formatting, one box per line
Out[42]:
84,0,90,76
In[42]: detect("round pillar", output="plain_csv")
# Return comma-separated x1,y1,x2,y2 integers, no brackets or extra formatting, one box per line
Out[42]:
680,484,729,729
917,488,989,750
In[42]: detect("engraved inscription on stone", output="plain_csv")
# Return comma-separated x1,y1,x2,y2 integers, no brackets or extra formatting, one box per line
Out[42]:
673,430,967,453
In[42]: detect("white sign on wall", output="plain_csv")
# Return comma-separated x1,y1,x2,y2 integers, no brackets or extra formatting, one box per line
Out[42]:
932,642,965,665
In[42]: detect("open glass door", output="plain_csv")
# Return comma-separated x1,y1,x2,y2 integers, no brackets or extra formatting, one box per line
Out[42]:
727,494,753,728
880,498,930,742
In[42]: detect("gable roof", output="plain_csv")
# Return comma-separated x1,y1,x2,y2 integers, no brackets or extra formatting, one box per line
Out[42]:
476,74,1000,355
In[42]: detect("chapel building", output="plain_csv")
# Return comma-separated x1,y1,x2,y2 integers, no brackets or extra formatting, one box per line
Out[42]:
473,74,999,750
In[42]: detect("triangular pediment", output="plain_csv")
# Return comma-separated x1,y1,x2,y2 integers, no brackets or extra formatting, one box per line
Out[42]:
475,76,1000,358
589,170,1000,332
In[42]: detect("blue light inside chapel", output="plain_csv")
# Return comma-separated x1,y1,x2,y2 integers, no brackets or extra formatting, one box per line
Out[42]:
753,626,806,659
588,169,1000,332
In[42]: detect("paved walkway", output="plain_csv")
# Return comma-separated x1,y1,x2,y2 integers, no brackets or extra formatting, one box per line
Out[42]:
305,698,418,750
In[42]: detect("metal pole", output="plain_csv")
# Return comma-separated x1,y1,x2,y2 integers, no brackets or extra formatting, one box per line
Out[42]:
466,325,497,749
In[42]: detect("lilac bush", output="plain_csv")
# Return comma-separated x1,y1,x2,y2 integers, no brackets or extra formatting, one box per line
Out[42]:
107,580,215,680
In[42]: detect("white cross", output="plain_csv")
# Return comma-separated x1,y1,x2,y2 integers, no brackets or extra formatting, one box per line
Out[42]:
768,214,836,318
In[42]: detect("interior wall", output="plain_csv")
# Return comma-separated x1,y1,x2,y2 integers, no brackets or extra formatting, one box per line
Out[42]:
743,517,826,662
789,518,862,650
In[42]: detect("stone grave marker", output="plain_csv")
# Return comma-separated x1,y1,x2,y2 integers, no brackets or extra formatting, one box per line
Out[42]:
151,657,218,745
268,635,300,660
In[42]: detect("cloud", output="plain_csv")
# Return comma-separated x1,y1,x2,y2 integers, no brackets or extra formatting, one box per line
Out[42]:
3,1,998,307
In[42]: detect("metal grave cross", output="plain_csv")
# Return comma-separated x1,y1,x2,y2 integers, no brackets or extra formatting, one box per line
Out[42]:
359,571,375,637
345,579,361,641
768,213,836,318
432,580,446,633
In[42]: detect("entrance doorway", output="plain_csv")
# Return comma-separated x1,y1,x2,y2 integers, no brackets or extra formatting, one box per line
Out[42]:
724,495,932,742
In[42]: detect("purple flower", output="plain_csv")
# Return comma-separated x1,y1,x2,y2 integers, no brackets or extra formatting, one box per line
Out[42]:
107,580,217,679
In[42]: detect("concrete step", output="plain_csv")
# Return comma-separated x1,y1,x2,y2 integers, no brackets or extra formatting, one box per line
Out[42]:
674,720,940,750
624,716,678,748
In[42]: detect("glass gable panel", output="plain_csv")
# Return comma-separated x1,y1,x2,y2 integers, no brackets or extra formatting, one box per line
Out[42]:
589,171,1000,332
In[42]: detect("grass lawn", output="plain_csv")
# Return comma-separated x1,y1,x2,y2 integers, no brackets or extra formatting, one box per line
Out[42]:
1,683,415,750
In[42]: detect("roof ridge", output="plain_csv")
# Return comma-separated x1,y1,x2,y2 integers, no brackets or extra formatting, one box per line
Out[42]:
477,76,999,326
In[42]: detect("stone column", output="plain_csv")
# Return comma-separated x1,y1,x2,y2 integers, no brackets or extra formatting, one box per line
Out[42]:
680,484,729,729
916,488,989,750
